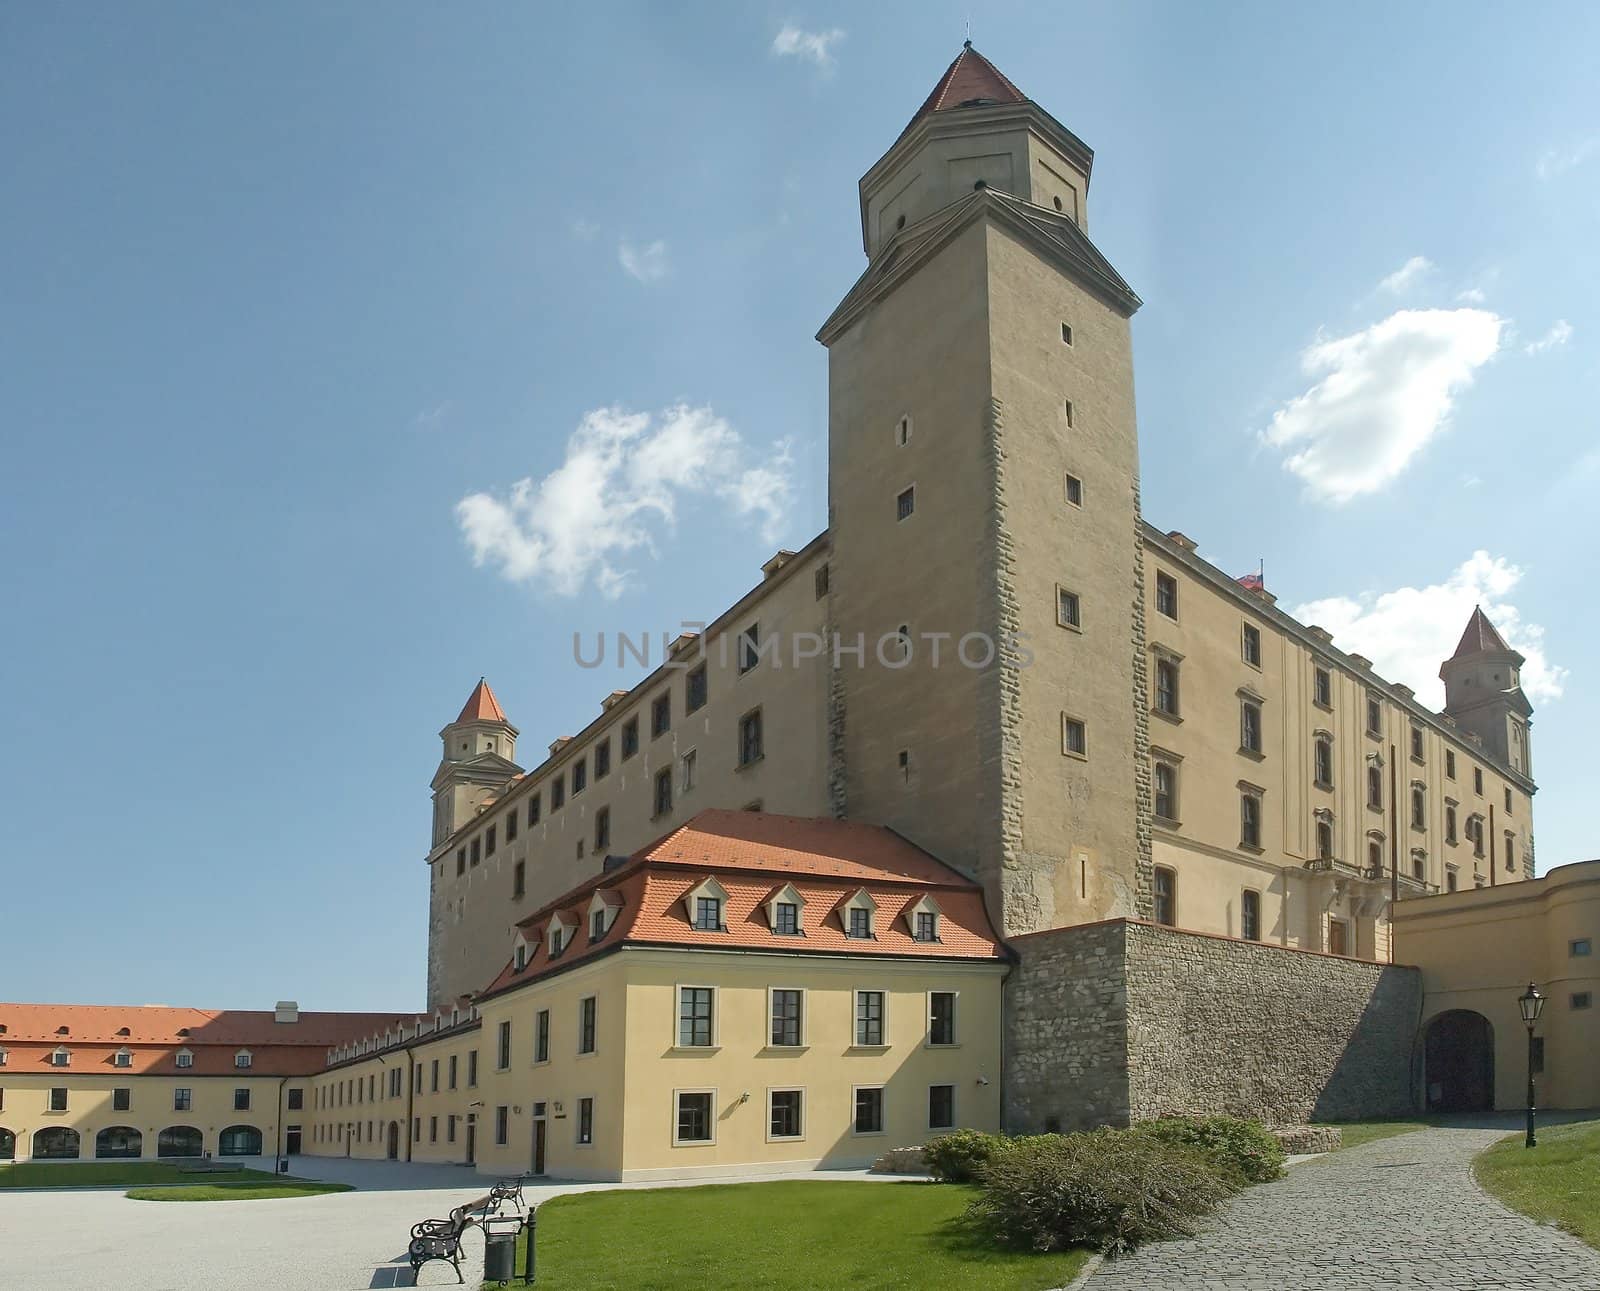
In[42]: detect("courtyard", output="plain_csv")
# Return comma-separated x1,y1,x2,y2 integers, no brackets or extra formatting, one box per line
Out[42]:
2,1119,1597,1290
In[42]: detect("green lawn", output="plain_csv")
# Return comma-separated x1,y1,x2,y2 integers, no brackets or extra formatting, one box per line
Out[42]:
489,1181,1090,1291
127,1178,352,1202
1474,1117,1600,1249
1313,1120,1430,1149
0,1162,270,1189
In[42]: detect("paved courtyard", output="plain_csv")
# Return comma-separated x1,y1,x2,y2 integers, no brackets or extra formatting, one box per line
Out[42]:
1089,1125,1600,1290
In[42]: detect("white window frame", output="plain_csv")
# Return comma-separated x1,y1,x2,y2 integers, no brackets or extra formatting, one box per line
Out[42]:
674,984,719,1051
672,1087,718,1147
234,1049,252,1069
841,888,877,939
895,482,916,522
577,995,598,1057
766,1086,806,1143
926,989,959,1048
50,1046,70,1068
905,893,942,942
765,882,805,934
113,1047,132,1069
851,1083,887,1137
681,877,730,930
175,1048,193,1069
765,985,807,1049
852,988,889,1049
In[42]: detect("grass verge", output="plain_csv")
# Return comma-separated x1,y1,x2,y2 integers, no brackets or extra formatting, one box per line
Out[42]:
1474,1117,1600,1249
488,1180,1090,1290
0,1162,270,1189
126,1178,352,1202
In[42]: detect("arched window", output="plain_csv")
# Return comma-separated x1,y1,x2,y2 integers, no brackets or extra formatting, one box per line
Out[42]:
0,1128,15,1160
157,1125,203,1158
217,1125,262,1157
95,1126,142,1159
33,1126,80,1159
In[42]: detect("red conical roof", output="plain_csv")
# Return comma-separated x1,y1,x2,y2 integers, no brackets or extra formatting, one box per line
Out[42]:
903,42,1028,137
1448,606,1512,660
455,678,508,724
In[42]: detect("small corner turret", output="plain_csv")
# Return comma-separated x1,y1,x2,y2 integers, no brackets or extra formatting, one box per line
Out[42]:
429,678,523,849
1440,607,1533,776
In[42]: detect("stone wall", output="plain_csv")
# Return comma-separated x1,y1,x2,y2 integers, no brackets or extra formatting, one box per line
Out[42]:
1006,919,1422,1132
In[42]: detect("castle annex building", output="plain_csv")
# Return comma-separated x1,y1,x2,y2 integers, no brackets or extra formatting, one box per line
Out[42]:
4,45,1579,1179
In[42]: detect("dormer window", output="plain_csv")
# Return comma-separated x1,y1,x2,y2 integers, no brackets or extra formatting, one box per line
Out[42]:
513,936,529,972
175,1048,193,1069
765,883,806,936
549,916,575,960
56,1026,69,1036
235,1049,252,1069
905,894,943,943
50,1046,70,1067
681,877,730,931
114,1047,132,1068
587,890,623,942
115,1026,131,1037
842,889,878,939
0,1047,7,1066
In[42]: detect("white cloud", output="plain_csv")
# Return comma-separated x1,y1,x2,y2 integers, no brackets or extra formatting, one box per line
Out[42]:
1261,308,1503,504
618,238,669,284
1292,552,1565,709
1378,256,1433,294
1536,137,1599,181
771,23,845,66
1524,319,1573,355
456,404,794,598
1455,287,1487,304
571,218,600,241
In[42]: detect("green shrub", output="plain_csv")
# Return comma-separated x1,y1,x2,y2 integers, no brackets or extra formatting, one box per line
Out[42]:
1132,1116,1285,1185
967,1128,1238,1256
923,1129,1006,1182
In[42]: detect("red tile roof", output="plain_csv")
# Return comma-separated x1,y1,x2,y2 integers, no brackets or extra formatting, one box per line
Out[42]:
478,811,1006,1000
455,677,508,724
904,42,1028,137
1448,606,1513,660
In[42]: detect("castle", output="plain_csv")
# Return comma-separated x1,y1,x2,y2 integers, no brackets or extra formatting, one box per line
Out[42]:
5,45,1589,1181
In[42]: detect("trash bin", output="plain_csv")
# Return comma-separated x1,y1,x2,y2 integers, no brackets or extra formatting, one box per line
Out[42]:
483,1230,517,1284
277,1159,290,1174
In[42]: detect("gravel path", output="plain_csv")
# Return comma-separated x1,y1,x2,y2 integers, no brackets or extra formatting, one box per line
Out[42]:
1087,1126,1600,1290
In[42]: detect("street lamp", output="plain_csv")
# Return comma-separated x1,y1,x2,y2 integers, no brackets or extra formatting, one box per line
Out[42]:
1517,981,1545,1148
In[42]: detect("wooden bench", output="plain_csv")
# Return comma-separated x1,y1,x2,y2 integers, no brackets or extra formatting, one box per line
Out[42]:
487,1175,528,1214
408,1205,475,1285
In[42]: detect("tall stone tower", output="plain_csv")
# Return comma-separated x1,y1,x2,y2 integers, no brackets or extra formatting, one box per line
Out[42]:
429,679,522,849
1440,607,1533,777
819,44,1150,937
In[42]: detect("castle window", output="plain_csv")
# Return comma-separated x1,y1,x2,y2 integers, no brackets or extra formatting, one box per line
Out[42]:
1367,764,1383,811
1153,760,1179,823
528,791,542,826
739,708,764,767
652,691,671,736
1315,818,1334,861
1063,399,1075,429
551,775,565,810
1061,714,1087,759
1155,658,1180,717
1504,787,1513,814
1314,667,1332,709
1064,474,1083,507
774,901,800,936
1473,767,1483,795
1366,692,1383,737
114,1048,132,1068
915,911,940,943
595,738,611,778
686,665,708,714
677,987,715,1048
896,485,916,522
895,414,912,446
234,1050,252,1070
505,808,518,842
1446,749,1456,779
1411,724,1425,762
622,717,640,760
485,823,497,855
1241,889,1261,941
50,1047,69,1068
854,991,885,1046
1447,869,1458,893
694,896,724,932
1155,571,1178,619
1412,785,1427,829
739,623,761,673
654,766,673,818
1327,919,1350,957
1060,322,1074,346
1571,939,1593,957
1242,624,1262,668
470,838,480,866
681,748,696,792
1239,791,1262,849
815,563,830,599
1412,849,1426,880
1056,587,1081,630
848,906,873,939
1368,838,1384,872
572,759,586,795
594,807,610,852
1313,734,1334,789
1445,804,1458,844
1153,866,1177,926
1573,993,1593,1011
1240,698,1263,755
1504,832,1516,871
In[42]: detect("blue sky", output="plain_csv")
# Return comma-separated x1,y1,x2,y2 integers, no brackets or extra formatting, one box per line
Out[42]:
2,4,1595,1010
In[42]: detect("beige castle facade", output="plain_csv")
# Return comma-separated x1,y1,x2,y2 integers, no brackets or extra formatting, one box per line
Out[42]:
424,45,1537,1010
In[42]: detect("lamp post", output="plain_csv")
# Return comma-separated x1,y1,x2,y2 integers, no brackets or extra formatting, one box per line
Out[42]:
1517,981,1545,1148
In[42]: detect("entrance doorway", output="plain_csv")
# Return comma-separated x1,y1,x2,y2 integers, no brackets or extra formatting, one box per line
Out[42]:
1425,1010,1495,1112
465,1114,476,1166
386,1121,400,1160
532,1116,547,1175
285,1127,302,1155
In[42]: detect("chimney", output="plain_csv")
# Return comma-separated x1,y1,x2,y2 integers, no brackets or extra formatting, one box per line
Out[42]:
274,1001,299,1024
